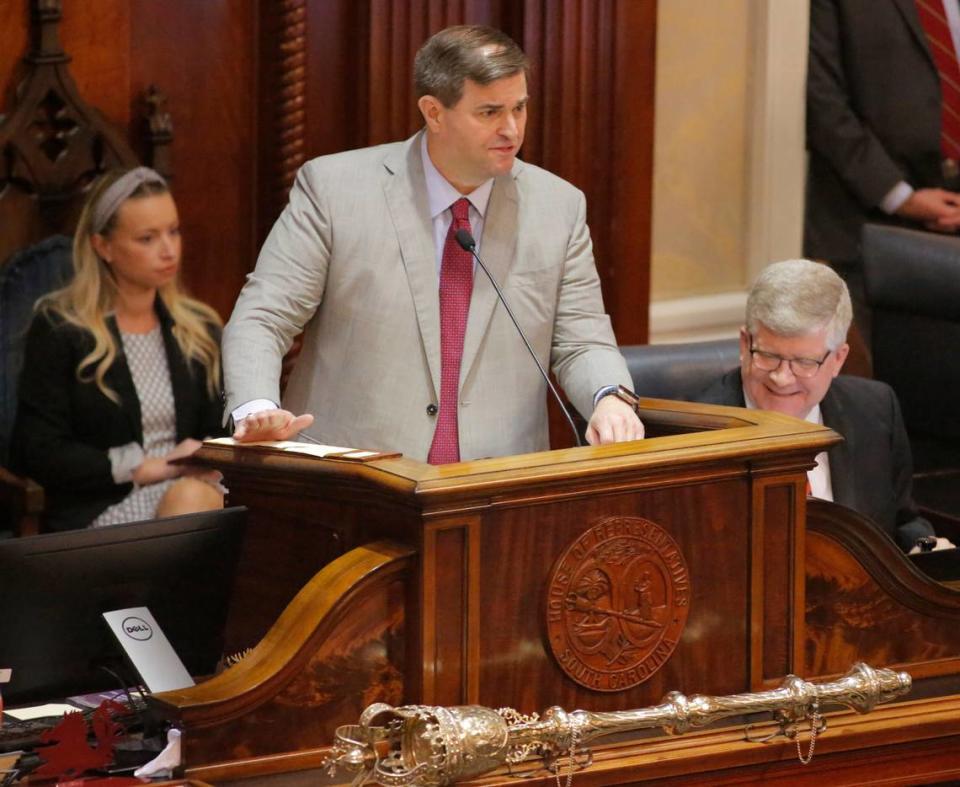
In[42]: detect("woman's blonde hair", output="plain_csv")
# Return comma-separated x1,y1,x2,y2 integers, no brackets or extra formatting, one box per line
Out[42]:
38,169,222,402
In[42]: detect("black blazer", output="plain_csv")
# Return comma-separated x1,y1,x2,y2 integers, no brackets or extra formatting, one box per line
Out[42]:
696,369,933,551
12,301,225,531
805,0,950,262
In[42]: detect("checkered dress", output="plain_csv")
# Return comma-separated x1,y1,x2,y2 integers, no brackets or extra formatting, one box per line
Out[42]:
91,327,177,527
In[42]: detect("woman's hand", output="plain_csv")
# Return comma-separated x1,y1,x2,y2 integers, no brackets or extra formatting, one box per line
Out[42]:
166,438,203,461
131,456,179,485
131,439,204,485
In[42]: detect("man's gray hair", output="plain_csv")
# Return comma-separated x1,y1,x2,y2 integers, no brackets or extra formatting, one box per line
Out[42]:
746,259,853,350
414,25,529,108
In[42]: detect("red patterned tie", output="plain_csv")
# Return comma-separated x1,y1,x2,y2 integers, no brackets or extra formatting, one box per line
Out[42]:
427,198,474,464
916,0,960,161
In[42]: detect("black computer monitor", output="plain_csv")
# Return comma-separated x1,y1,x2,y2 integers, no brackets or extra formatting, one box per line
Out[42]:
0,507,247,706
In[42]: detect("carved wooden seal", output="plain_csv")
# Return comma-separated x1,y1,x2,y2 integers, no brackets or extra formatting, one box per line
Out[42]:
546,516,691,691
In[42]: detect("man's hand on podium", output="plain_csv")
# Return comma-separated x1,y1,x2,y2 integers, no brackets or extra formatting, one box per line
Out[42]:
585,396,645,446
233,409,315,442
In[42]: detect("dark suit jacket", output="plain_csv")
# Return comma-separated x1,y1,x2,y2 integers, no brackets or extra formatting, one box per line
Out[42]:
696,369,933,550
12,301,225,531
806,0,952,262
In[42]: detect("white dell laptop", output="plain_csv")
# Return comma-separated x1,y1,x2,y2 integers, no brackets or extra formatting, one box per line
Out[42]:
102,607,195,694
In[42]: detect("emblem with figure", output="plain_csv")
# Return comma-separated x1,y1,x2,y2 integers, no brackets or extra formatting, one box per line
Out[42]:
546,516,691,691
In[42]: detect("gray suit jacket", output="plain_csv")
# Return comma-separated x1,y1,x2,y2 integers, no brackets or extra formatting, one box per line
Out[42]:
223,131,631,461
805,0,950,262
696,369,933,550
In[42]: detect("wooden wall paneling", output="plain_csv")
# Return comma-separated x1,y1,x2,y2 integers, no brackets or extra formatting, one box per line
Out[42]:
519,0,655,345
609,0,656,344
0,0,137,262
0,3,28,103
367,0,419,144
364,0,503,146
59,0,131,128
303,0,368,160
255,0,307,251
129,1,258,321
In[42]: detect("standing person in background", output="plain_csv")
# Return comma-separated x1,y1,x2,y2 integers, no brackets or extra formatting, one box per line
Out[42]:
223,25,643,462
806,0,960,367
13,167,225,531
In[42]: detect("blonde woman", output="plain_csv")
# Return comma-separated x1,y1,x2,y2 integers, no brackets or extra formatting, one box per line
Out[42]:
12,167,225,530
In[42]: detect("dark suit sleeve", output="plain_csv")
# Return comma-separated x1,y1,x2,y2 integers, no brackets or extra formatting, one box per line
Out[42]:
692,369,745,407
887,385,935,550
807,0,907,208
12,313,123,494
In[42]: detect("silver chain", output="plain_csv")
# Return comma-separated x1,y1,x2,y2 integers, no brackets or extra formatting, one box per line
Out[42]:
554,725,580,787
796,700,821,765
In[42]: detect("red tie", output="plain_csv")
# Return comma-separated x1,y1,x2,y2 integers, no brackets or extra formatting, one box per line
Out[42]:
916,0,960,161
427,198,474,464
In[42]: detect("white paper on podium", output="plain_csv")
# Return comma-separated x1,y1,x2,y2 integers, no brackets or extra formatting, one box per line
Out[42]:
5,703,76,721
204,437,373,458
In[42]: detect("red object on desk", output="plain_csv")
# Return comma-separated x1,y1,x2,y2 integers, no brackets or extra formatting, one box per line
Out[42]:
32,699,126,781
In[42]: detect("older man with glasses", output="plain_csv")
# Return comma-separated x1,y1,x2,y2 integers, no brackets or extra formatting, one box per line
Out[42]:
696,259,952,554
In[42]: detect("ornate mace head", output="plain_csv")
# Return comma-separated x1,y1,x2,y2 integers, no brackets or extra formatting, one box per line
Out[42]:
326,702,511,786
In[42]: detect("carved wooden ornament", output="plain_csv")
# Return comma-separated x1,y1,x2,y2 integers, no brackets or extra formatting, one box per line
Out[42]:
546,516,691,692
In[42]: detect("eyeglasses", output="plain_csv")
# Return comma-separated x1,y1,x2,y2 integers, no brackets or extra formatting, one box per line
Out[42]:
749,338,832,379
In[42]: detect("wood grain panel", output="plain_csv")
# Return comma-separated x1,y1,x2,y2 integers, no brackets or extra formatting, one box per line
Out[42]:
0,3,28,95
430,523,468,704
609,0,656,344
759,480,794,683
154,541,414,766
59,0,130,127
1,2,258,322
256,0,307,249
520,0,655,345
476,478,749,713
0,1,143,264
805,499,960,680
129,0,257,320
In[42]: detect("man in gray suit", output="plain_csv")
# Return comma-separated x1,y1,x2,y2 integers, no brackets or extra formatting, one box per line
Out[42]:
696,259,949,553
222,25,643,462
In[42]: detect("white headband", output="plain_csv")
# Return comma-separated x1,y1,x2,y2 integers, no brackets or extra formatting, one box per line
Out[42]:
91,167,167,234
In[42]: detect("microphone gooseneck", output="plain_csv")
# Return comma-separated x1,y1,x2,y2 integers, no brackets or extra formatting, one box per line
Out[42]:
455,229,583,448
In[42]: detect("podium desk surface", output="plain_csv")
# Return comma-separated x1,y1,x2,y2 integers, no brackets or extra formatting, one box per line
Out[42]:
193,399,840,497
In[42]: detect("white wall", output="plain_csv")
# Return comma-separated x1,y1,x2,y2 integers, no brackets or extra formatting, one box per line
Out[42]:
650,0,810,342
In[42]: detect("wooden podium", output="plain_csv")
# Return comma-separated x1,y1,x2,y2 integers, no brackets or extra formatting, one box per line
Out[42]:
149,400,960,785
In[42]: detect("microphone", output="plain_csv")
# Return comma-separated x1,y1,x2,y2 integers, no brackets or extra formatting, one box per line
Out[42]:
455,228,583,448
